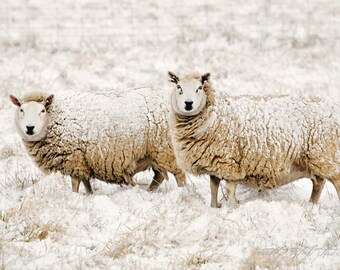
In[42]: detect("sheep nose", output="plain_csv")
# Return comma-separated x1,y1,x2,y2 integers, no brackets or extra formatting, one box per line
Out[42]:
185,101,193,111
26,126,35,135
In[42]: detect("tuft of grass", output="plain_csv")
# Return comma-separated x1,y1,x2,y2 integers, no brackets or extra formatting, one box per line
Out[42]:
104,225,137,260
0,140,24,161
187,253,209,267
20,222,63,242
5,170,41,191
241,247,302,270
104,221,159,260
0,145,17,160
104,236,135,260
0,210,8,223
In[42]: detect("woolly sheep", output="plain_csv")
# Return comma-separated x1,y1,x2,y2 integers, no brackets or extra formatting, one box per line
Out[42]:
168,72,340,208
10,89,186,193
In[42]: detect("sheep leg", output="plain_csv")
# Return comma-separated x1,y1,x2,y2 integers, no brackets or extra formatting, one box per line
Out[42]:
309,176,326,204
122,174,135,186
71,176,92,194
82,179,93,194
71,177,81,192
226,182,239,206
329,179,340,202
210,175,221,208
148,169,165,191
174,172,186,187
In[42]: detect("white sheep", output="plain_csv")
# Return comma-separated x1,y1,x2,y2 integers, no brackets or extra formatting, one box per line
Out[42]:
10,89,186,193
168,72,340,207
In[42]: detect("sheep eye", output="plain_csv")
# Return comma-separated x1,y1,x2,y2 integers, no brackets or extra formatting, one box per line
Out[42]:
196,86,203,93
20,109,23,113
41,109,46,113
177,85,183,95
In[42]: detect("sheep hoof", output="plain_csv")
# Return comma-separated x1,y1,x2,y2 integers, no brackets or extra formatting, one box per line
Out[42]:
147,185,158,192
85,190,93,196
211,202,222,208
227,200,239,209
147,179,163,192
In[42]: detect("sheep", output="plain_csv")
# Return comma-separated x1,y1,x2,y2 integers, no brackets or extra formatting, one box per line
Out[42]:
167,71,340,208
10,88,186,193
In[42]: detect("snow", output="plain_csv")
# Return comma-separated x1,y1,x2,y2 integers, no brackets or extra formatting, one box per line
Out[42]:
0,0,340,269
51,90,151,142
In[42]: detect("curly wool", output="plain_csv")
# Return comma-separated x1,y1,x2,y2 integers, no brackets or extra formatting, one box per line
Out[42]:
21,88,185,186
170,81,340,191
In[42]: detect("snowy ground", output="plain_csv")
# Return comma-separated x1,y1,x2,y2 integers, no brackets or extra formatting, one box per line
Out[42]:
0,0,340,269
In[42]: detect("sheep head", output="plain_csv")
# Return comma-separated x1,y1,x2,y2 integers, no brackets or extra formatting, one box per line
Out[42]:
10,93,54,142
168,71,210,116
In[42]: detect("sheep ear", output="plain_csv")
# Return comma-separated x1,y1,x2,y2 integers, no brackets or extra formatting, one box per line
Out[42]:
201,73,211,84
168,71,179,84
10,95,21,107
45,94,54,108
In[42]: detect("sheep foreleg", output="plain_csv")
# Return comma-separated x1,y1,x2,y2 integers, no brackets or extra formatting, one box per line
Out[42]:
210,175,221,208
309,176,326,204
71,177,81,192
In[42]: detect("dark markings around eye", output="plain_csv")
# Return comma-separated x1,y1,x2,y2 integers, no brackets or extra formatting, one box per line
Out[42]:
196,86,203,93
177,85,183,95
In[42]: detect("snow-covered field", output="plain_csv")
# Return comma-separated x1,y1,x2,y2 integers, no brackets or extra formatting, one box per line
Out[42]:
0,0,339,269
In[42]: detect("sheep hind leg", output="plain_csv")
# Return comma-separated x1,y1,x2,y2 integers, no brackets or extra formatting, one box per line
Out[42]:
71,176,92,194
328,178,340,202
309,176,326,204
148,169,165,191
82,179,93,195
210,175,221,208
174,171,186,187
226,181,239,207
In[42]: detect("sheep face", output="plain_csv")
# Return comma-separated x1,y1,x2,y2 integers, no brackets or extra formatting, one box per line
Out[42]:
10,94,54,142
169,72,210,116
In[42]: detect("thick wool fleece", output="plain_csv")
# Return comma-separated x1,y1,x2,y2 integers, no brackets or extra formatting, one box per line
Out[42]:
20,89,185,187
170,81,340,195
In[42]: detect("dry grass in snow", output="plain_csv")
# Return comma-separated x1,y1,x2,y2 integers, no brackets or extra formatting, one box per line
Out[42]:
0,0,340,269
